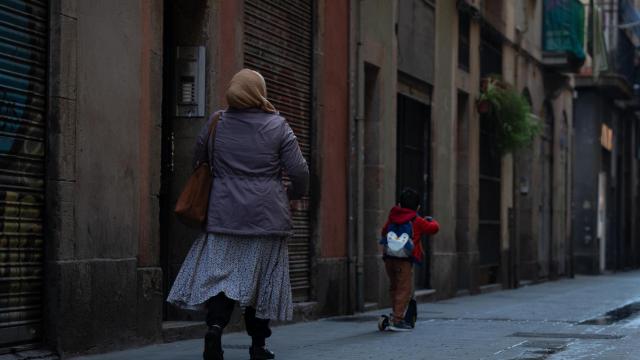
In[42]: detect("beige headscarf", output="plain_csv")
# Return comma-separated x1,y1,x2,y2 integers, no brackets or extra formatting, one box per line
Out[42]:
226,69,277,113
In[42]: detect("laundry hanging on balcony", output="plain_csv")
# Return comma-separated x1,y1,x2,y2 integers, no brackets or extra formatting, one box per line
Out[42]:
619,0,640,47
543,0,586,61
589,0,609,78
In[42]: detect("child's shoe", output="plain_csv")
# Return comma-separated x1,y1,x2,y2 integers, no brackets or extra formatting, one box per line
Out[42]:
389,319,413,332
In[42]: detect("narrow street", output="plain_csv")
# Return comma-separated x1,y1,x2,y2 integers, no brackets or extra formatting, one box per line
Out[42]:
74,271,640,360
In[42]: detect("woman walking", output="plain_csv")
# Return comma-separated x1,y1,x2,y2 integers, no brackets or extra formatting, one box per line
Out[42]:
167,69,309,360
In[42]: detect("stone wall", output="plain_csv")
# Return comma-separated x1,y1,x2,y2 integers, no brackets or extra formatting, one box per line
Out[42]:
46,0,164,355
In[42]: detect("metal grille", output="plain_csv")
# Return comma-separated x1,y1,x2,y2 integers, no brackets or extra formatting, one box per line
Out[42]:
0,0,47,348
478,114,501,284
244,0,313,301
478,28,502,285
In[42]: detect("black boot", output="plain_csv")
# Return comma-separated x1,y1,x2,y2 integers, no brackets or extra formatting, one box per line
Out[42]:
203,325,223,360
250,346,275,360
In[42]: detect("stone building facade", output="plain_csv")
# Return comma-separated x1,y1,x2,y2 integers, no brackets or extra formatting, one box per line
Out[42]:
3,0,639,357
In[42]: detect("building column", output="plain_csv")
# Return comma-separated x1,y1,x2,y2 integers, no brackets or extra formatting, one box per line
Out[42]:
313,0,351,316
501,43,516,287
431,0,458,298
356,0,398,308
455,12,481,294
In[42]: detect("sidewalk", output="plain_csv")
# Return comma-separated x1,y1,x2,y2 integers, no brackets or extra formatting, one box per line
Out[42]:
73,271,640,360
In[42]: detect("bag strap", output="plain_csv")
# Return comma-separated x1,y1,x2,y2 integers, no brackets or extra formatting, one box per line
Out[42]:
205,111,223,165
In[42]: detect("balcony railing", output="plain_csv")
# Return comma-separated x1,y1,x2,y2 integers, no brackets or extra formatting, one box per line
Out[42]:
542,0,586,71
614,28,636,91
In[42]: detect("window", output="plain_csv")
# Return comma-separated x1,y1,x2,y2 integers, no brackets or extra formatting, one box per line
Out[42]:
458,11,471,71
480,26,503,78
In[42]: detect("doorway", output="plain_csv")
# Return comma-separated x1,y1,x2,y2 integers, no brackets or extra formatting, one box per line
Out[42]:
160,0,315,321
396,92,431,289
477,25,503,285
455,92,471,290
478,112,502,285
538,101,554,278
159,0,211,322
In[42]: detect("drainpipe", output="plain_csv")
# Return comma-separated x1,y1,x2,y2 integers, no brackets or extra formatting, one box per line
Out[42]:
348,0,364,313
347,0,357,314
354,0,365,313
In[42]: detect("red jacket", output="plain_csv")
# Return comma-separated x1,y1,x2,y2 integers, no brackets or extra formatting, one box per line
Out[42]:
381,206,440,263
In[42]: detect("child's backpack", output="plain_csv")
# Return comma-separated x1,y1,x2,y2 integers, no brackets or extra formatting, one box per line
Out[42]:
380,220,414,258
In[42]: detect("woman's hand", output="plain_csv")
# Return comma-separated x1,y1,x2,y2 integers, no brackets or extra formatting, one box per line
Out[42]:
289,198,307,212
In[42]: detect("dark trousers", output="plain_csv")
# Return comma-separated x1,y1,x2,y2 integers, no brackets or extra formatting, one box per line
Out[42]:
206,293,272,347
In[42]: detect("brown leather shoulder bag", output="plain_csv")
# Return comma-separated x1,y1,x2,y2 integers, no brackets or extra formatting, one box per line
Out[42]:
174,112,221,227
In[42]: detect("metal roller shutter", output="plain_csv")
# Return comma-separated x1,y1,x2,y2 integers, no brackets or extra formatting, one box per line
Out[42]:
244,0,312,301
0,0,47,348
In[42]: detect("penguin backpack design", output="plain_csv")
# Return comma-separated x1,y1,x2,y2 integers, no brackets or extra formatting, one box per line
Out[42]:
379,220,415,258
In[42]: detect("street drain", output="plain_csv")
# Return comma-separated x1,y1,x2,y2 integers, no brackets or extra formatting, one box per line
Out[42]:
578,301,640,325
511,332,623,340
506,331,623,359
505,339,568,360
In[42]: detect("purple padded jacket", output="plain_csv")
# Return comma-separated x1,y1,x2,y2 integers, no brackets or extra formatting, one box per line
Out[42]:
193,108,309,236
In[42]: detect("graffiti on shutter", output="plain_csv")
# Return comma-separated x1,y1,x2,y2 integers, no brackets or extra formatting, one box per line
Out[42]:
0,0,47,348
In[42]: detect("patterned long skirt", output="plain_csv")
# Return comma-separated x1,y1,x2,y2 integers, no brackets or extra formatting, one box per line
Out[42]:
166,233,293,321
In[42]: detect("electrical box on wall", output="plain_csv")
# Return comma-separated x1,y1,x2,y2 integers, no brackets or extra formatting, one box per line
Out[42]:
174,46,205,117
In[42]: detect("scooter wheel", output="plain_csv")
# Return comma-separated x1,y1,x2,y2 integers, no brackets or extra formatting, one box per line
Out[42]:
378,315,389,331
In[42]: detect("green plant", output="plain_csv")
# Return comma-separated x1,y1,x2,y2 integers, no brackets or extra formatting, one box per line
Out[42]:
476,78,501,114
477,79,542,154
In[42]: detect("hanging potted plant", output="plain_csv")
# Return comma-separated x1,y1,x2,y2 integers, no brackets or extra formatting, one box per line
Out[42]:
476,77,502,114
477,78,542,154
493,87,542,154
